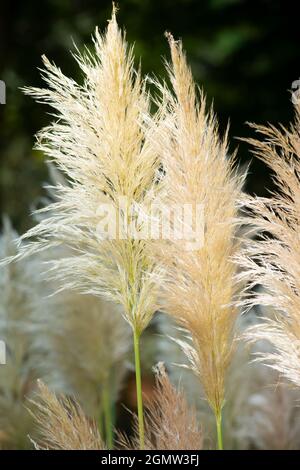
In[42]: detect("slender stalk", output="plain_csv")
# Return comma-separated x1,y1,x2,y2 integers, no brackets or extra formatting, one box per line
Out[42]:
215,411,223,450
102,384,113,449
133,329,145,450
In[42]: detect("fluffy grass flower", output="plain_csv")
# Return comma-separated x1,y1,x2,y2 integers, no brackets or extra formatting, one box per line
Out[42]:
237,101,300,389
30,380,104,450
144,363,203,450
152,35,246,449
119,363,203,450
9,9,161,448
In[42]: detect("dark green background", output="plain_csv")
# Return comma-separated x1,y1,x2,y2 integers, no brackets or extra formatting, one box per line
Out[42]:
1,0,299,232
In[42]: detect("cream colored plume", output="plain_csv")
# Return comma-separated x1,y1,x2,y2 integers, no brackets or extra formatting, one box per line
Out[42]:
237,101,300,389
30,381,104,450
119,363,203,450
152,34,246,433
15,9,161,336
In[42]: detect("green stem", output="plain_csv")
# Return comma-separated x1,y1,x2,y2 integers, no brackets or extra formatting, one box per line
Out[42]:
215,411,223,450
102,384,113,449
133,329,145,450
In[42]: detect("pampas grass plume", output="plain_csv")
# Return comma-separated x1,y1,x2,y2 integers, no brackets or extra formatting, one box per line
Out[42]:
7,8,162,448
30,380,104,450
238,101,300,389
119,363,203,450
152,34,246,448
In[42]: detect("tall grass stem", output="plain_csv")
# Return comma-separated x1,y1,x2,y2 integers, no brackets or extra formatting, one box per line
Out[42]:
216,411,223,450
133,329,145,449
102,384,113,449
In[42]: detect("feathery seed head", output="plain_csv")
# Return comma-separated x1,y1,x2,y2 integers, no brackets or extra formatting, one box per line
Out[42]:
16,10,161,335
119,363,203,450
238,102,300,389
152,35,246,417
30,380,104,450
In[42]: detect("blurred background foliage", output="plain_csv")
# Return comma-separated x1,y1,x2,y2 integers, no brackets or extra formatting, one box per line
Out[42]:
0,0,299,232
